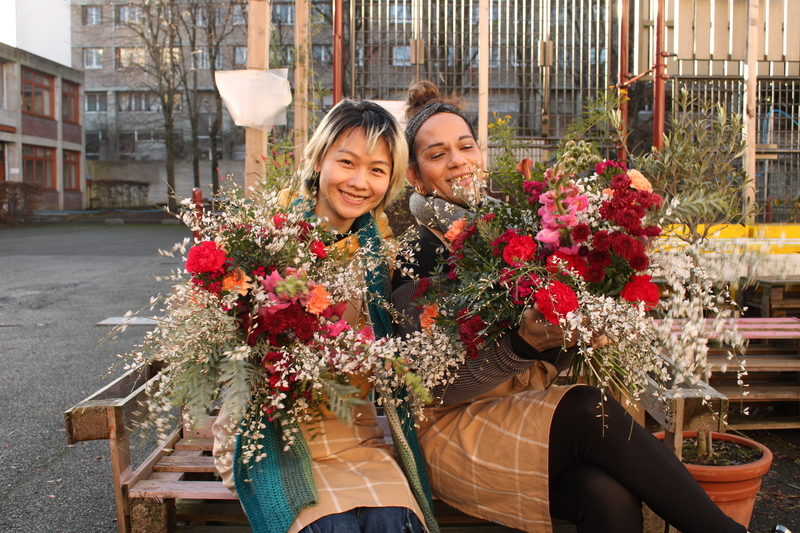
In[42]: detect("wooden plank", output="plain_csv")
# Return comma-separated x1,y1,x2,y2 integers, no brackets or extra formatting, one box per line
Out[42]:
154,456,217,473
729,0,747,60
129,480,238,500
713,381,800,401
713,0,731,59
766,0,784,61
175,438,214,452
710,354,800,372
64,367,154,444
726,415,800,430
695,0,712,59
675,0,695,60
125,427,183,489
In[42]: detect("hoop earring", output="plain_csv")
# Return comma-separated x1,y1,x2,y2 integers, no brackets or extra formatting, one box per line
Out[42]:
414,185,427,196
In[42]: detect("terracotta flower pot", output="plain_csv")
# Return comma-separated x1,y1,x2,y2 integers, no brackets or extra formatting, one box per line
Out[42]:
654,430,773,529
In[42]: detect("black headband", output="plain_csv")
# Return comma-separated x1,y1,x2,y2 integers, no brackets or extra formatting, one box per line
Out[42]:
405,102,475,165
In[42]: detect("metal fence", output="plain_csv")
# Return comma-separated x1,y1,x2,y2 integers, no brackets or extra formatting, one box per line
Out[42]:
672,76,800,223
349,0,616,139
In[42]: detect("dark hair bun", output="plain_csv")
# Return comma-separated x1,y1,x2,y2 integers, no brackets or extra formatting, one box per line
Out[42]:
405,80,464,120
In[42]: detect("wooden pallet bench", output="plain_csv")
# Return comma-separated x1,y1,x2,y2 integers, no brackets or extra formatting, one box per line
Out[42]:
737,276,800,318
65,364,578,533
663,317,800,429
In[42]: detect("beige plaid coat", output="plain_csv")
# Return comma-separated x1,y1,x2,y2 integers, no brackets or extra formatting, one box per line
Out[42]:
418,362,573,533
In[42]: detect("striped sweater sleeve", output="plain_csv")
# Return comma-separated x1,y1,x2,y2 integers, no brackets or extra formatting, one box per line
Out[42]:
393,280,555,406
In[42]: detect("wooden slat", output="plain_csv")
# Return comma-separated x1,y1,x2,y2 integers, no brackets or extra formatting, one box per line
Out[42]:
710,354,800,372
766,0,784,60
154,455,217,473
175,438,215,452
129,480,238,500
713,381,800,401
726,415,800,430
124,427,183,489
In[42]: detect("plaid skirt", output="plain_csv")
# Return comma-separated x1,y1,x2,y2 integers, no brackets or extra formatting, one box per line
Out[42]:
418,361,574,533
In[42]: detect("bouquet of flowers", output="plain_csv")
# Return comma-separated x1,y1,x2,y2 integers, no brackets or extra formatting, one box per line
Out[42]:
120,181,427,450
411,135,749,405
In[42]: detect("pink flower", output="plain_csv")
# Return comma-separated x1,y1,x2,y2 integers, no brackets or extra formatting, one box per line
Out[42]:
325,319,351,337
185,241,227,274
536,227,562,245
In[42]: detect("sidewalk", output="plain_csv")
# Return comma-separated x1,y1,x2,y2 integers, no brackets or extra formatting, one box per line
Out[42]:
0,222,190,533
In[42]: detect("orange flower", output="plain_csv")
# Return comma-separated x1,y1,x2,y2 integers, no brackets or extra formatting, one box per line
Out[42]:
444,219,468,243
420,303,439,331
627,169,653,192
221,269,252,296
306,284,331,315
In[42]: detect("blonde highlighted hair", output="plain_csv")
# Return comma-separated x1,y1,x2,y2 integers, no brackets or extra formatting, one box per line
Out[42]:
300,98,408,212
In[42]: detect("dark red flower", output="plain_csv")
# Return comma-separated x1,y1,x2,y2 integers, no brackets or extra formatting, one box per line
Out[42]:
457,309,485,359
592,230,611,251
571,223,591,243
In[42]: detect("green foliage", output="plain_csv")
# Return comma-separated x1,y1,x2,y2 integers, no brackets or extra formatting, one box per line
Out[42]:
632,89,749,244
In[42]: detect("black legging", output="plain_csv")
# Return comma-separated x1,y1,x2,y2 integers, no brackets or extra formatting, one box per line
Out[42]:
548,386,747,533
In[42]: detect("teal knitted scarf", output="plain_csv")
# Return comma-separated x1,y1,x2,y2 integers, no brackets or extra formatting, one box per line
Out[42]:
233,212,438,533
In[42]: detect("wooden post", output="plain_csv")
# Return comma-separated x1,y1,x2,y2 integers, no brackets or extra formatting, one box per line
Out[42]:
743,0,760,225
192,187,203,242
333,0,344,104
652,0,666,149
478,0,489,164
294,0,309,153
244,0,272,196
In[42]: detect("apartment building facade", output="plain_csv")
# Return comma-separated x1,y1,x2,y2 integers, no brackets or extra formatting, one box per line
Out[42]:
0,42,85,211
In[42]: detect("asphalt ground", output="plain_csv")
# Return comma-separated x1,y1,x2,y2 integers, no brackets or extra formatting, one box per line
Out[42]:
0,219,797,532
0,221,191,533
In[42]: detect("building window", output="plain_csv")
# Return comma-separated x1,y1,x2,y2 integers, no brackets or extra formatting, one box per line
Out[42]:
23,145,55,189
85,92,107,112
21,68,54,118
119,132,136,159
312,45,332,65
390,5,412,24
192,47,223,70
116,5,142,24
84,48,104,69
472,3,499,24
86,131,102,160
353,46,364,67
233,46,247,67
63,150,80,190
115,47,145,69
312,1,331,18
62,81,80,124
194,6,208,27
117,91,152,112
82,6,102,26
233,5,246,25
273,2,294,25
392,46,411,67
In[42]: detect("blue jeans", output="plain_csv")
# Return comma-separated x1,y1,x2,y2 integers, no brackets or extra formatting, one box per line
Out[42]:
299,506,425,533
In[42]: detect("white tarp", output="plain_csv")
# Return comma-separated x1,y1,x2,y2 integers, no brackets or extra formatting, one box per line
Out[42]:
215,69,292,130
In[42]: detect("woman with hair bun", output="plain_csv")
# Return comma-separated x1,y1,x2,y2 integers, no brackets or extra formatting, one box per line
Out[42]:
392,80,751,533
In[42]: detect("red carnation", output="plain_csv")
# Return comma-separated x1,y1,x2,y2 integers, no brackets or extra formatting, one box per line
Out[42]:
273,214,287,229
503,234,537,266
546,251,588,278
186,241,228,274
534,280,579,325
310,239,327,259
620,275,660,310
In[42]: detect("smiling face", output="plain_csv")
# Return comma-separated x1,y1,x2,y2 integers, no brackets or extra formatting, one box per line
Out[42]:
313,127,392,233
408,112,485,207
